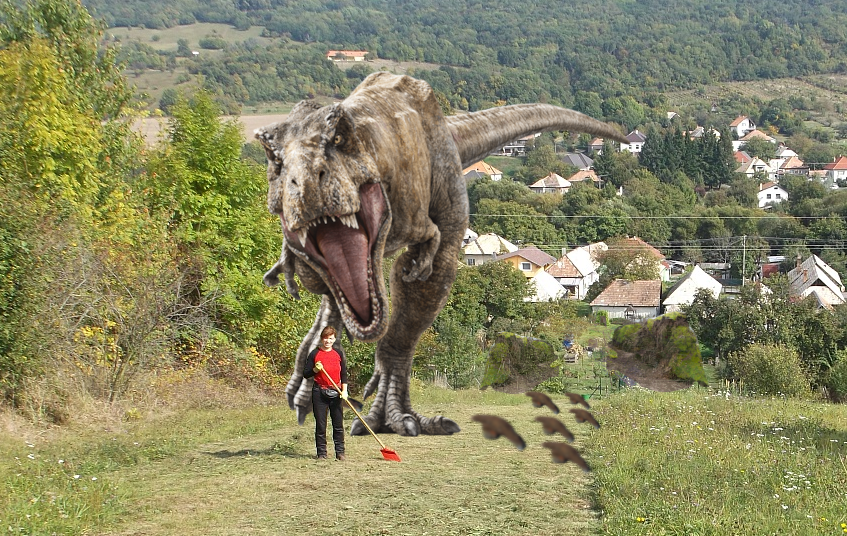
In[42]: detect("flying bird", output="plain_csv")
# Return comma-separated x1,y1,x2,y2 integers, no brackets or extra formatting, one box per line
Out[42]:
471,414,526,450
525,391,560,414
569,408,600,429
564,391,590,409
534,416,575,442
542,441,591,471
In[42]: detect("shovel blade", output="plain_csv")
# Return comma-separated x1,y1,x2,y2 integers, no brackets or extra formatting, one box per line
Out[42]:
381,448,401,462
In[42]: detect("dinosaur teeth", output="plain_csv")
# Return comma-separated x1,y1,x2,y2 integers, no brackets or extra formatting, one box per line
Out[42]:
297,228,308,247
340,214,359,229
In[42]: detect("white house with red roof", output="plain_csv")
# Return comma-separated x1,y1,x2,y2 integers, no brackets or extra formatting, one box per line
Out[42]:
546,242,607,300
823,155,847,184
529,172,571,193
733,129,776,151
462,161,503,181
736,157,775,180
729,115,756,138
326,50,368,61
757,181,788,208
779,155,808,177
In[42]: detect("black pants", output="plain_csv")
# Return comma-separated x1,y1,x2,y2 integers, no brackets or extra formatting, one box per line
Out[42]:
312,388,345,457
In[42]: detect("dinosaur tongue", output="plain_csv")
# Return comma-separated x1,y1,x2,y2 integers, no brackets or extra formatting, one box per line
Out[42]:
315,220,371,324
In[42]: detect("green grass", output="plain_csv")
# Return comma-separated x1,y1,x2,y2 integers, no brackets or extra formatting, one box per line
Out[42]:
108,23,276,53
4,383,847,535
588,388,847,535
484,156,524,178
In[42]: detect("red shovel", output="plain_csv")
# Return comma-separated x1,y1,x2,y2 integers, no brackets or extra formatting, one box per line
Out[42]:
320,369,401,462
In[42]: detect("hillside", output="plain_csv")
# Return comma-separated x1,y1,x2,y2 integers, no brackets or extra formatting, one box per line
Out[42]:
85,0,847,118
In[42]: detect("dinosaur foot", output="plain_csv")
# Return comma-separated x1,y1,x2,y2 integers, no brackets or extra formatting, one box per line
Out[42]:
350,371,460,436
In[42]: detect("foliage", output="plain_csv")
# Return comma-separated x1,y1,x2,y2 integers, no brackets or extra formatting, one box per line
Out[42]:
481,332,555,387
823,350,847,403
728,343,810,397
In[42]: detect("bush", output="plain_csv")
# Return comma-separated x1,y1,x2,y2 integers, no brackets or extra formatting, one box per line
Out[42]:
198,36,227,50
824,352,847,403
595,310,608,326
728,343,810,397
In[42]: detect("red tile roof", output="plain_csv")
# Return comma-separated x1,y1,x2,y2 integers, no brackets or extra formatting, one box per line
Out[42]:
463,161,503,176
617,237,665,260
567,169,601,183
590,279,662,307
547,255,581,278
823,155,847,170
729,115,748,127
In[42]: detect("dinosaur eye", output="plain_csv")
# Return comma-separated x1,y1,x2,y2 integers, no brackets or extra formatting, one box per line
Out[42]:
334,135,343,145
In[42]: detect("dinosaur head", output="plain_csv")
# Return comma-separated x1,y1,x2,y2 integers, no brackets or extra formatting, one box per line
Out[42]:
256,101,392,341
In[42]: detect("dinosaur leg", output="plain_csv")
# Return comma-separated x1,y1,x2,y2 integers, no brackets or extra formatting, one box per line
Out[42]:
352,240,462,436
284,294,344,425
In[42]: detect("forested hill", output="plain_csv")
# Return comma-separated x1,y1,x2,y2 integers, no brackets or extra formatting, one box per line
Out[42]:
83,0,847,109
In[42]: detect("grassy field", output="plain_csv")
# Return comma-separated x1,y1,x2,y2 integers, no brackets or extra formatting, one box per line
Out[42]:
4,380,845,535
108,23,276,54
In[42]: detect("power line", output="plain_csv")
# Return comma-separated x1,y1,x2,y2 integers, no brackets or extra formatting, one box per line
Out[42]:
470,213,843,220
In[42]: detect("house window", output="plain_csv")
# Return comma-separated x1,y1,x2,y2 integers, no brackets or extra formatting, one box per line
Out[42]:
776,193,781,199
766,194,772,199
520,262,531,271
466,258,476,266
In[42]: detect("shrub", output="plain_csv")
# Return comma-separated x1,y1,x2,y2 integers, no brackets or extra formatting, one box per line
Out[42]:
824,351,847,403
728,343,810,397
595,310,608,326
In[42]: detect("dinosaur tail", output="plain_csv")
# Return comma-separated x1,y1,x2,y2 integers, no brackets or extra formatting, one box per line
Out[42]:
445,103,628,169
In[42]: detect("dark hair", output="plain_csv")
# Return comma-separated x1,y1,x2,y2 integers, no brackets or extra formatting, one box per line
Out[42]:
320,326,337,339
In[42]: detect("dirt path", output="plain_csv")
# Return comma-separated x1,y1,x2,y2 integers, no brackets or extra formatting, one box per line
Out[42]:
605,348,693,392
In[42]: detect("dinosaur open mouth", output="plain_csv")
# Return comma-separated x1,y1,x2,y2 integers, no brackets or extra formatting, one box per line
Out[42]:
280,183,390,340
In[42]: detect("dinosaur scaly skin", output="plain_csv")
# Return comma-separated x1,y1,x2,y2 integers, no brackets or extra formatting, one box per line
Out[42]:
257,72,626,436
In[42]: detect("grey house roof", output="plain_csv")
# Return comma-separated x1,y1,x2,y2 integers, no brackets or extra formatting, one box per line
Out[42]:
561,152,594,169
787,254,845,307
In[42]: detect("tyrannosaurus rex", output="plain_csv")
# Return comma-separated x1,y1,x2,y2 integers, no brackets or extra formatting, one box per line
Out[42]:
257,72,625,436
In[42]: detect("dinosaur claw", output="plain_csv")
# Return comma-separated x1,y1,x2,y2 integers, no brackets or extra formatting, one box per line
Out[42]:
296,405,310,426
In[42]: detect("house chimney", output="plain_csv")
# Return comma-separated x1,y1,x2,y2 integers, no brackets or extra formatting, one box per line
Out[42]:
562,247,567,257
795,253,802,268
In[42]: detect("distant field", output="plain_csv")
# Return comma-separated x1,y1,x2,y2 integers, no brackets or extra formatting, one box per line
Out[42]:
134,113,290,145
108,23,276,53
666,76,847,128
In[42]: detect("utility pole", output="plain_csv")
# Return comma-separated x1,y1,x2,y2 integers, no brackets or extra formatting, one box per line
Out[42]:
741,234,746,286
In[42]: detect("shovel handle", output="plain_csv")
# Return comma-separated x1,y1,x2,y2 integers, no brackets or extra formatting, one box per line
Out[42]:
319,369,388,451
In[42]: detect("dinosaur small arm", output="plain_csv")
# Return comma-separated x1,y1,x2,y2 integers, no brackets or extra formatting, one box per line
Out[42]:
256,72,626,436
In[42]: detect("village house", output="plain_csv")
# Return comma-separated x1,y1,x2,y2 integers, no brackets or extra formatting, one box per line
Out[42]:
779,155,808,177
588,138,605,154
546,242,607,300
757,181,788,208
462,161,503,181
462,232,517,266
734,150,752,165
326,50,369,61
561,152,594,170
787,254,845,309
590,279,663,320
621,130,647,154
497,246,557,278
733,129,776,152
529,172,571,194
729,115,756,138
823,155,847,185
662,265,723,313
493,133,541,157
525,271,567,302
736,157,775,180
617,236,671,281
566,169,603,188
